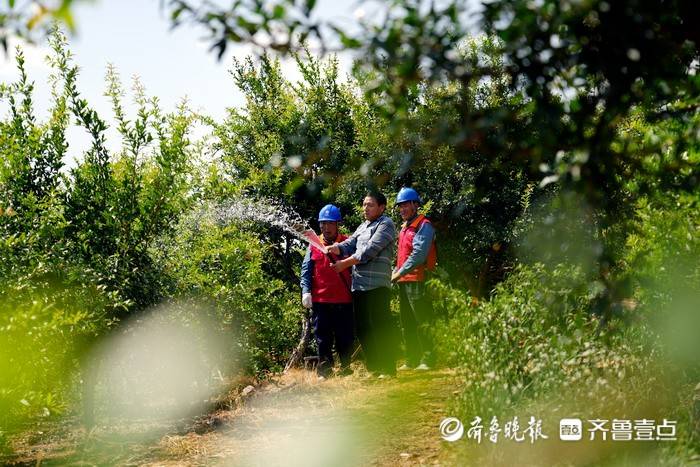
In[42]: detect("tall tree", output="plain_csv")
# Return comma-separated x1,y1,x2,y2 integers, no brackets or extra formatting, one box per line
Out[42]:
166,0,699,309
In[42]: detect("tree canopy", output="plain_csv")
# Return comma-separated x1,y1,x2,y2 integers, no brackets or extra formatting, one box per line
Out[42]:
168,0,699,302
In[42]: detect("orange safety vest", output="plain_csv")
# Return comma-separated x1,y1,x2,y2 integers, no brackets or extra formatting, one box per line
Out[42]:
310,233,352,303
396,214,437,282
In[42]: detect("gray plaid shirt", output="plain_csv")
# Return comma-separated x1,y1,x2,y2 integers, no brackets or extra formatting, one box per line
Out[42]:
338,214,396,291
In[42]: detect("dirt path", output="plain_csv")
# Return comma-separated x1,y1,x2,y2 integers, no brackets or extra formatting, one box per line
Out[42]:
8,368,458,466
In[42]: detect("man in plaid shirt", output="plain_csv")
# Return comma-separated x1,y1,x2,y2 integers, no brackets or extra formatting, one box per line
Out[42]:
327,191,399,378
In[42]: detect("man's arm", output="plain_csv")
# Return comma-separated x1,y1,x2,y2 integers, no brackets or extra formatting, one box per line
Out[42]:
352,217,395,264
333,226,361,256
300,248,313,294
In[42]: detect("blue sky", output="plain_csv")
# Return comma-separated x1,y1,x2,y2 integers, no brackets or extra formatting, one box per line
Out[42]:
1,0,482,163
0,0,359,162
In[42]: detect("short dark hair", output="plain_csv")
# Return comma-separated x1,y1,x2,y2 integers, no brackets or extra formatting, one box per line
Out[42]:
364,191,387,206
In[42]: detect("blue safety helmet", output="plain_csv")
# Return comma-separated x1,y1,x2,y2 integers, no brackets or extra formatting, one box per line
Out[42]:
318,204,342,222
395,187,421,204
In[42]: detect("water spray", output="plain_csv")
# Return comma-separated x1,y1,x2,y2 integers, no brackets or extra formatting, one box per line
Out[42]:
212,198,329,252
210,198,354,372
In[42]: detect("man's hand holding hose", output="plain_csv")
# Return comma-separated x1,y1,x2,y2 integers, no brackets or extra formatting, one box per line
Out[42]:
326,244,359,273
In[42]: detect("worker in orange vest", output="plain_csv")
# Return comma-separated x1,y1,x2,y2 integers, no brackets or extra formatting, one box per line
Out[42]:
301,204,354,378
391,188,437,371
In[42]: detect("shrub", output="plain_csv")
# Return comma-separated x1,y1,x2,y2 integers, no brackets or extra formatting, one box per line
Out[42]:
150,211,300,374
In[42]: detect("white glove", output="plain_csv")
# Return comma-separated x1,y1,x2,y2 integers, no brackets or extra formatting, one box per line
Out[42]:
302,293,313,309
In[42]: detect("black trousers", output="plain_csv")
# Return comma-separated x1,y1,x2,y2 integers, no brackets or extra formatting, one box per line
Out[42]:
353,287,398,375
311,302,354,376
398,281,435,366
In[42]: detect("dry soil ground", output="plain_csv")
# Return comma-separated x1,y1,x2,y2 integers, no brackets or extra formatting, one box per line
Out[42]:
7,366,459,466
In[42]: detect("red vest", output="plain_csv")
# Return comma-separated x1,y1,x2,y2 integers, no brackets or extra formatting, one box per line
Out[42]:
397,215,437,283
310,234,352,303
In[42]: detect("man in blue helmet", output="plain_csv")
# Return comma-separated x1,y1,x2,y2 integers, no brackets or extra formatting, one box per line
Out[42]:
300,204,354,378
391,187,437,371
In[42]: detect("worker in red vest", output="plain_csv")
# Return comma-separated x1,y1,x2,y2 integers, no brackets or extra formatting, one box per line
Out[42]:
300,204,354,378
391,188,437,371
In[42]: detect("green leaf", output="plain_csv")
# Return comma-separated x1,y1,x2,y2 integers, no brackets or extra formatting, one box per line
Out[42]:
272,4,285,19
304,0,316,16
